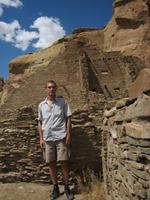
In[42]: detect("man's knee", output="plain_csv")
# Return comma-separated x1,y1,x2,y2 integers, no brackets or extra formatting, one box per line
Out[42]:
60,160,69,167
49,160,56,168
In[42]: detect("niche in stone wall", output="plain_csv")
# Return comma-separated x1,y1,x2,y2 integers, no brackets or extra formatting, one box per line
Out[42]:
86,56,103,93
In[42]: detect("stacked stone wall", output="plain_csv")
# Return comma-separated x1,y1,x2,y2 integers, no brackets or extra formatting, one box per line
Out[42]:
0,104,103,183
102,91,150,200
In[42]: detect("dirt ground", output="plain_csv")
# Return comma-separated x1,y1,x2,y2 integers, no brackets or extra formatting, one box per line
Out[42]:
0,182,105,200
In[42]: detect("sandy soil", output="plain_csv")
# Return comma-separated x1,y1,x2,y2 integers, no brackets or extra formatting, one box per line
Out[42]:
0,182,105,200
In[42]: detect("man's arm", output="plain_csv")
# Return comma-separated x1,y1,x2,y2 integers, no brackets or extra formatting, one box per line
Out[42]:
38,120,44,148
65,116,72,145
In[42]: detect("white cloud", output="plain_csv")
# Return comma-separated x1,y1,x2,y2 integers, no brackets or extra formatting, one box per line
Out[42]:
15,29,38,50
0,1,66,51
0,20,20,42
0,16,66,51
31,16,66,49
0,0,23,16
0,0,23,7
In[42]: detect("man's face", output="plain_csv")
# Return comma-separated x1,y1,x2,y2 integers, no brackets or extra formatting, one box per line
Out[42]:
46,83,57,97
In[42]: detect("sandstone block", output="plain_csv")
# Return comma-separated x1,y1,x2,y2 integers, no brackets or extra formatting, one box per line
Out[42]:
140,147,150,155
110,127,117,139
126,136,150,147
114,108,126,122
125,94,150,120
124,122,150,139
83,122,94,127
0,138,6,145
121,150,138,161
138,178,149,189
115,98,130,109
130,167,149,181
134,182,147,199
128,68,150,100
126,160,144,170
104,107,117,118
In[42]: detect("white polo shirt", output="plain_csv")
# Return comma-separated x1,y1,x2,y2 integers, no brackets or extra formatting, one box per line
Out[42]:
38,96,72,141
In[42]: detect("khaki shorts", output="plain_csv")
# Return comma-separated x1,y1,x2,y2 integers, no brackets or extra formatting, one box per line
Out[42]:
43,139,70,163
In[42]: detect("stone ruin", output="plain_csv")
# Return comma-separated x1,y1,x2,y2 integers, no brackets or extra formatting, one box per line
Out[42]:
0,0,150,200
102,68,150,200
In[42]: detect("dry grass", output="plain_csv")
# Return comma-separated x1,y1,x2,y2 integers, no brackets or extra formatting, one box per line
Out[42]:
75,169,106,200
81,182,105,200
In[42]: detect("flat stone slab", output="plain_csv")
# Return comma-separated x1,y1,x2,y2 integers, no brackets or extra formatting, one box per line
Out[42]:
124,122,150,139
125,94,150,120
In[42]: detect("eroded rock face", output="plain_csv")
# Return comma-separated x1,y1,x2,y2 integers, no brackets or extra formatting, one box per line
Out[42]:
0,31,144,111
102,71,150,200
104,0,150,68
128,68,150,99
1,0,149,110
0,76,5,105
0,76,4,92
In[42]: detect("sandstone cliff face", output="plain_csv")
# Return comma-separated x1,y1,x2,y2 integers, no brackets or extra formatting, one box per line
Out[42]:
1,31,104,110
0,76,4,92
1,0,149,110
0,29,144,111
0,76,4,104
104,0,150,68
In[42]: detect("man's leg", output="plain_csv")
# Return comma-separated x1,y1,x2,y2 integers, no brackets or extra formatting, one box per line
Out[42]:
57,139,70,185
45,141,60,199
49,161,57,184
49,161,60,199
60,160,74,199
60,160,69,185
57,140,74,200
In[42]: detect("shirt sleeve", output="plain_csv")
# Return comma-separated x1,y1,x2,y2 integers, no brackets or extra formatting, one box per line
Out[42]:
64,101,72,118
38,105,43,121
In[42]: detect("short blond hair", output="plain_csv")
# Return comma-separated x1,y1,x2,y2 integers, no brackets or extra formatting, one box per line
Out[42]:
45,80,57,88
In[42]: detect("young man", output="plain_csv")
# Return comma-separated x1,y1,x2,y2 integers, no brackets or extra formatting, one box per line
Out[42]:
38,80,74,200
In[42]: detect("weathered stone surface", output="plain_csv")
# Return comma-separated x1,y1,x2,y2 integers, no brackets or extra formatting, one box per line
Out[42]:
102,92,150,200
72,27,99,34
125,122,150,139
114,108,126,122
104,107,116,118
128,68,150,99
104,0,150,69
115,98,130,109
1,45,143,112
0,106,102,183
0,76,4,92
125,94,150,120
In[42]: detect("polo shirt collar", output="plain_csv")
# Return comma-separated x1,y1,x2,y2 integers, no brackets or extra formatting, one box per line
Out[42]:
44,96,58,104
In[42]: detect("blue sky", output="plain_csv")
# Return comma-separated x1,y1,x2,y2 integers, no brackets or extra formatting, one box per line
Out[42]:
0,0,113,80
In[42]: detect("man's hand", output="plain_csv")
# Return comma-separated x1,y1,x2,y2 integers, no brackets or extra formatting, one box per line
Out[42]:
65,132,71,145
40,138,45,148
